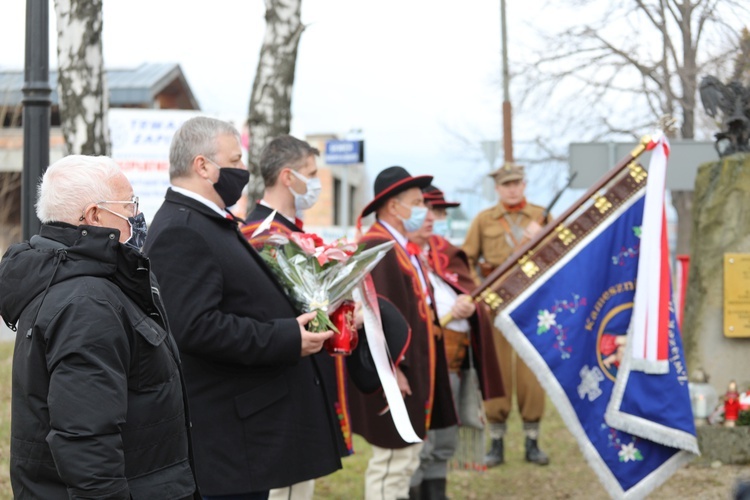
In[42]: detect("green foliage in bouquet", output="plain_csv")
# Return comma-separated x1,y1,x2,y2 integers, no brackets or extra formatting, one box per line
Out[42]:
257,230,393,333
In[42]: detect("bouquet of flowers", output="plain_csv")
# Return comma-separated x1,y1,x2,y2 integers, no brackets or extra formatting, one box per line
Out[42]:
252,212,393,353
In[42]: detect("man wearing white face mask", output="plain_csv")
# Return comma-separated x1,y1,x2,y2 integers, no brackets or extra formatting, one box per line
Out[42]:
349,167,458,500
241,135,322,241
242,135,345,500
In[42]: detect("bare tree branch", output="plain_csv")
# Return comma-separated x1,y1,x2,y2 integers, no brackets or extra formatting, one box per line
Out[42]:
514,0,748,258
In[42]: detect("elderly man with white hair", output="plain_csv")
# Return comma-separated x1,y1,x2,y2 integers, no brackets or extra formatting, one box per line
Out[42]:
0,155,198,499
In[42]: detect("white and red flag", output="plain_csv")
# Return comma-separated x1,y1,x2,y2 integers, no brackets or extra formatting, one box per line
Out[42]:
630,133,672,374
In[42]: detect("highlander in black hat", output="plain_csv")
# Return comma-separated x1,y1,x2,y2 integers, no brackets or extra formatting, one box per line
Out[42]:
423,184,460,208
360,166,433,220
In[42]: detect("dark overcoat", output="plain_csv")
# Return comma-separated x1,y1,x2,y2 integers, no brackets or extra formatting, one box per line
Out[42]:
347,221,457,449
143,189,342,495
242,203,352,455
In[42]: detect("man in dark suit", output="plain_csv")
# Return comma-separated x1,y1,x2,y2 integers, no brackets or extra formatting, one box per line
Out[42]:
241,134,344,500
143,117,342,500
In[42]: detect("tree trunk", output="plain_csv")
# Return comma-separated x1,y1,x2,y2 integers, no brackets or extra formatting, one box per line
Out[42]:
54,0,109,155
246,0,304,205
731,27,750,83
0,172,22,255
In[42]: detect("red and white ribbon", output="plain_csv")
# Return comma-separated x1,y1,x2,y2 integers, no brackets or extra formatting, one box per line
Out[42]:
630,133,672,374
354,278,421,443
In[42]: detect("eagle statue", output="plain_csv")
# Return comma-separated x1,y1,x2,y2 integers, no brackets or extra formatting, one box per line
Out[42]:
699,76,750,157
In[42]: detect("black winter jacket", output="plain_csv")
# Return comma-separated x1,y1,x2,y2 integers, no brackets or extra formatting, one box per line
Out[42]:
0,223,197,499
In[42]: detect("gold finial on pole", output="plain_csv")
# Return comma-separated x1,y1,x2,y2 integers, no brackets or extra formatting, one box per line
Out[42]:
658,115,678,134
630,135,652,158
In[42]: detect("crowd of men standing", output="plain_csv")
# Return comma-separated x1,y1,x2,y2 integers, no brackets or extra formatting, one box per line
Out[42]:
0,116,550,500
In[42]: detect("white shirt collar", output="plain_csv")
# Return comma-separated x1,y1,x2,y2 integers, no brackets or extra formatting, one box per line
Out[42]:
379,219,430,303
171,185,227,217
259,199,296,224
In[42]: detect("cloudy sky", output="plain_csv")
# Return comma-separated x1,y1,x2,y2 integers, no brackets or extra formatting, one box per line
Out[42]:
1,0,575,216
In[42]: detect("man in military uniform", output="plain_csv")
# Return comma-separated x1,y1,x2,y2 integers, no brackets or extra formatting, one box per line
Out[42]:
462,163,550,467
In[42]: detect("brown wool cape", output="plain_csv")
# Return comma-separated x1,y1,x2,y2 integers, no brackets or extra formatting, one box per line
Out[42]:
347,221,457,449
426,234,505,400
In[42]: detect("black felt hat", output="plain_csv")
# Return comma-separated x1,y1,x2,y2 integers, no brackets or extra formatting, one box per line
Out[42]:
360,166,433,218
423,184,460,208
346,298,410,394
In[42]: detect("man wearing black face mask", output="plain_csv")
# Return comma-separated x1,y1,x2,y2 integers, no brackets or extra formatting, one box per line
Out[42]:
144,117,342,500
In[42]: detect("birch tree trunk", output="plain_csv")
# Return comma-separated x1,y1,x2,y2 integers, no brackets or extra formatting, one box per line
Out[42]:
246,0,305,205
54,0,109,155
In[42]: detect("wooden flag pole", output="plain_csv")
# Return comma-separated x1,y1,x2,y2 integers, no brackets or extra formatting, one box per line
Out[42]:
441,135,653,327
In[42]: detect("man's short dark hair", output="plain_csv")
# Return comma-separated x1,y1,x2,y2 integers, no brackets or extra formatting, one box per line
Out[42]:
259,135,320,187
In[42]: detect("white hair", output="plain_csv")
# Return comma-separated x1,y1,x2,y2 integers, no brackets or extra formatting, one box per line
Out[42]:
36,155,123,224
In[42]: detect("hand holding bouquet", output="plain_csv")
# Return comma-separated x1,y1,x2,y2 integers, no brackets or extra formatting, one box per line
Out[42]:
253,213,393,354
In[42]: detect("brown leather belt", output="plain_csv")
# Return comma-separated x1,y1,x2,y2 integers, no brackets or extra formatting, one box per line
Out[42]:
429,307,470,371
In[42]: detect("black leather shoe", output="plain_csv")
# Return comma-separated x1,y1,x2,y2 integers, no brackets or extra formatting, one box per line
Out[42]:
525,437,550,465
421,478,448,500
484,437,504,467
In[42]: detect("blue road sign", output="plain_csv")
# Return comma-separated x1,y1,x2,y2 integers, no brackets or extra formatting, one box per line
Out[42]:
325,140,364,164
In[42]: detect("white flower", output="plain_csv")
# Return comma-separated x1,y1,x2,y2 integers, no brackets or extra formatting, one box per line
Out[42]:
618,442,639,462
537,310,557,330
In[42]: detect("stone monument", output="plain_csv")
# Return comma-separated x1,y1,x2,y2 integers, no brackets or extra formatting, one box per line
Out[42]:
683,77,750,396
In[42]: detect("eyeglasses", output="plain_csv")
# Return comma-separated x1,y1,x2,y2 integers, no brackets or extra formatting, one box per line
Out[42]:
97,196,139,218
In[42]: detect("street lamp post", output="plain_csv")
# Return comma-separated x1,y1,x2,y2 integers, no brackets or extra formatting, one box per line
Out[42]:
22,0,51,240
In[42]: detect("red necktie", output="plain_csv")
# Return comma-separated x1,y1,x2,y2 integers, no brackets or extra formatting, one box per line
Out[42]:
406,242,422,256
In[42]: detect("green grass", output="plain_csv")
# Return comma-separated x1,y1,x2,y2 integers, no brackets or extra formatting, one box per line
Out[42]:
319,382,746,499
0,342,12,500
0,340,745,499
317,397,609,499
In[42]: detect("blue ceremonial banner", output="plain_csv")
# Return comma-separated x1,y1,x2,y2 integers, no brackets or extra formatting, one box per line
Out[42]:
496,189,699,499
